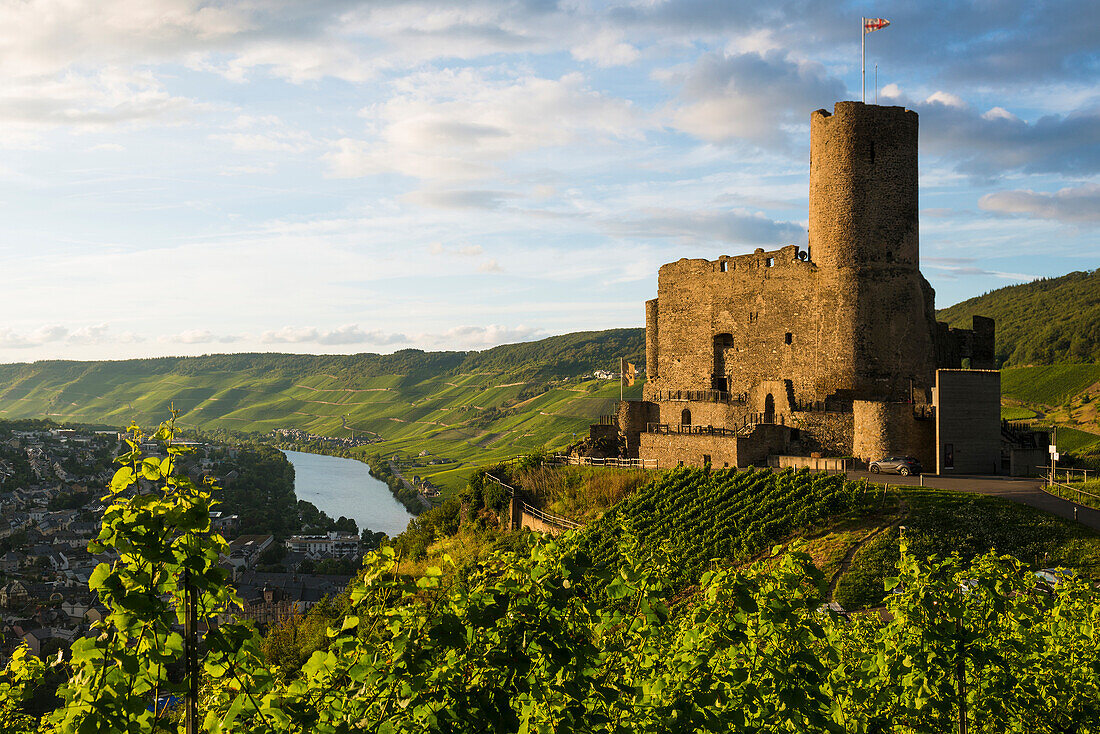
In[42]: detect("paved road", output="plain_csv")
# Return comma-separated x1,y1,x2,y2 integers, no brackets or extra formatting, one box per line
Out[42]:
847,471,1100,533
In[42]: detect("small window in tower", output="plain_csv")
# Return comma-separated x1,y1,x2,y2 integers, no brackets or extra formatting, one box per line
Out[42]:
720,260,728,272
785,332,793,345
765,257,775,267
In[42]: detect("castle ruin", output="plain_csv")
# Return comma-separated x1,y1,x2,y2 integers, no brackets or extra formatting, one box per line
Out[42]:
599,101,1038,475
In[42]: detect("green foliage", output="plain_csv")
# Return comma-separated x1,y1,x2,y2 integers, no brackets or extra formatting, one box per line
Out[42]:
11,416,269,733
220,443,299,536
0,646,45,733
4,440,1100,731
828,547,1100,732
937,268,1100,365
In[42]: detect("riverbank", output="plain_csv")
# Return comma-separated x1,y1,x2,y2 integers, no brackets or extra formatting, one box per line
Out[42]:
271,440,428,516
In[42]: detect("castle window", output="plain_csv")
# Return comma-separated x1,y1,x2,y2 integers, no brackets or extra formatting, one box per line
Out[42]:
749,311,758,324
720,260,728,272
785,332,793,345
681,409,691,426
765,257,775,267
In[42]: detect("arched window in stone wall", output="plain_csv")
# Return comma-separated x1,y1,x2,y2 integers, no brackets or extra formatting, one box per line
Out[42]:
764,394,775,424
681,409,691,426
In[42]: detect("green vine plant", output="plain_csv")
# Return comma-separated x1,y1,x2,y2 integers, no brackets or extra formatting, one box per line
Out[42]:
0,416,1098,732
42,415,267,733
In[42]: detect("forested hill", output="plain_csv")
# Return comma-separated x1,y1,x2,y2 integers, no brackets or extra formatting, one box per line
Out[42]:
937,268,1100,366
0,328,645,490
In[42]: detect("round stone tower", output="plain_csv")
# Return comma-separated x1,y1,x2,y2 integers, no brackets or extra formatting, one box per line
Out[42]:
809,101,919,269
808,102,937,402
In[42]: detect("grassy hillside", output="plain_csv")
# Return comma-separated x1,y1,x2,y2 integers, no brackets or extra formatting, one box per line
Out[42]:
0,328,645,493
937,268,1100,365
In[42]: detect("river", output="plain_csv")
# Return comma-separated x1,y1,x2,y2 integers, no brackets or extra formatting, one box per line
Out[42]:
283,450,415,537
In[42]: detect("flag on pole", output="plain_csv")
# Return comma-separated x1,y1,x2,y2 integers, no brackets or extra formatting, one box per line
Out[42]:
621,358,636,387
861,17,890,102
863,17,890,34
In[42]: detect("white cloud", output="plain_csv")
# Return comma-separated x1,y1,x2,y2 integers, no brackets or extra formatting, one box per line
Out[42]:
571,29,640,67
478,259,503,273
665,50,845,149
607,207,806,246
925,91,968,109
982,106,1019,122
0,68,197,138
879,83,902,99
423,324,544,348
0,325,65,348
161,329,244,345
979,184,1100,224
405,189,516,210
326,70,643,181
260,325,407,346
0,323,116,348
67,323,111,344
429,243,485,257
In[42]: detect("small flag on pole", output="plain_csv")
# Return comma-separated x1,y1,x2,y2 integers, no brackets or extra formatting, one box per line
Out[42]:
863,17,890,34
861,17,891,102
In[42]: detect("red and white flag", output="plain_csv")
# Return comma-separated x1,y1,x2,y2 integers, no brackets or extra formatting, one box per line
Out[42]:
863,17,890,34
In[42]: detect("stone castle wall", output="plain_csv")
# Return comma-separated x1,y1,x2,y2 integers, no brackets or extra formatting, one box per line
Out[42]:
790,411,855,456
852,400,936,466
637,424,790,470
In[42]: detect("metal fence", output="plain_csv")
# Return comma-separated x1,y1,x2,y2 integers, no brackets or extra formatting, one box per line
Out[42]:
483,471,584,531
547,454,659,469
651,389,747,404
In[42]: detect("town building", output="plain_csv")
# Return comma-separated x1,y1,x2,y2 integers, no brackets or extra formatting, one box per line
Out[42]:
285,531,360,558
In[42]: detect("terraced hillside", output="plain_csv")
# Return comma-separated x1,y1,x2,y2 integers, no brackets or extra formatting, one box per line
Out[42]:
0,329,644,492
1000,364,1100,459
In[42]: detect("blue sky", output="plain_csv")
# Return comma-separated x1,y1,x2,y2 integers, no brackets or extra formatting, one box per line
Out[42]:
0,0,1097,361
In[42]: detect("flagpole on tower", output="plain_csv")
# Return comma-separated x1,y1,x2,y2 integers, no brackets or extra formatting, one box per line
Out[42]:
861,17,891,105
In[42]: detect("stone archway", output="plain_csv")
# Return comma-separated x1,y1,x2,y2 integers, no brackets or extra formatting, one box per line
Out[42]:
764,393,775,424
681,408,691,426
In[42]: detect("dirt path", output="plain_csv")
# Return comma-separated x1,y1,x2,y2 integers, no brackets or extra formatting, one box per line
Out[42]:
826,522,900,599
